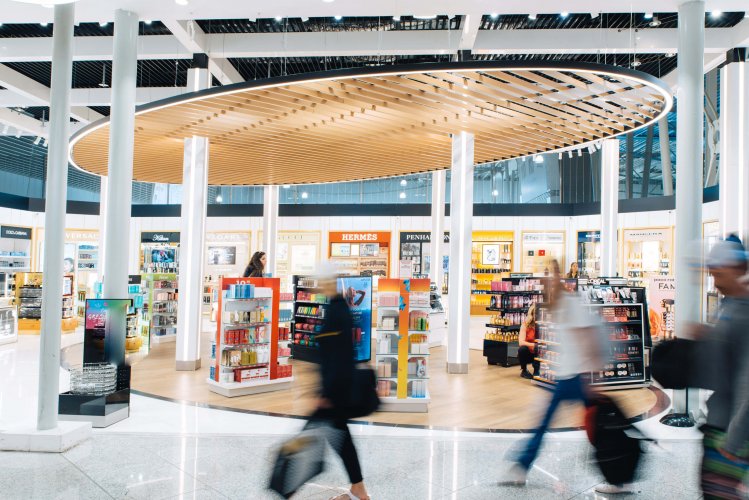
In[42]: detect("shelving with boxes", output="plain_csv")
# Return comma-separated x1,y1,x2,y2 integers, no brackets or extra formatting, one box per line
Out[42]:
142,273,178,344
376,278,431,413
469,231,514,315
208,277,292,397
14,272,77,334
0,225,32,299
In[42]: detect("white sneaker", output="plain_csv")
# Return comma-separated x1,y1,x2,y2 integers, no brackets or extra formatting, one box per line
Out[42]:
594,482,636,494
498,464,528,486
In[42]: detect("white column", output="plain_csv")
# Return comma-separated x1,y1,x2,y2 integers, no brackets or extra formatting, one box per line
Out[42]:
659,117,674,196
600,139,619,276
446,132,474,374
175,62,210,371
102,9,138,299
430,170,446,289
37,2,74,431
719,56,749,241
263,186,279,276
98,176,108,283
176,136,209,370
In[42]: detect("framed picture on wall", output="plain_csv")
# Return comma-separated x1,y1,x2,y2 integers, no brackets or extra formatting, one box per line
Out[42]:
482,244,500,266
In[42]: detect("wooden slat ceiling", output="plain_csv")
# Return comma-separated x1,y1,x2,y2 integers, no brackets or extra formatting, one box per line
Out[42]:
70,62,671,185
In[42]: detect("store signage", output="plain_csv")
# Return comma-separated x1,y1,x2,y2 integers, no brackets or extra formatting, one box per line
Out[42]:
510,273,533,278
329,231,391,243
141,231,180,243
523,232,564,243
64,230,98,242
205,232,249,242
649,277,676,341
578,231,601,243
624,228,671,242
1,225,31,240
400,231,430,243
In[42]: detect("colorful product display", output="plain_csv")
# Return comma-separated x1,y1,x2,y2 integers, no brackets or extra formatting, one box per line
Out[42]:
469,231,514,314
142,274,178,342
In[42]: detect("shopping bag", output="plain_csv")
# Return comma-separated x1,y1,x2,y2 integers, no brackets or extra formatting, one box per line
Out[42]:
268,427,327,498
344,366,380,418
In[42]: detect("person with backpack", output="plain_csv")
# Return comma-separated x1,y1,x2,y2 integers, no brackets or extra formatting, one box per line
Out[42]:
501,260,609,489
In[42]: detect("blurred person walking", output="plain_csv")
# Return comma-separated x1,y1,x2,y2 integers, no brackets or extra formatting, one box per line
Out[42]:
698,236,749,499
503,260,608,488
303,268,370,500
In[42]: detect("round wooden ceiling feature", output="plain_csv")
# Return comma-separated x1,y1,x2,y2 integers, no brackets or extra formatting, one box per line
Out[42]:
70,61,672,185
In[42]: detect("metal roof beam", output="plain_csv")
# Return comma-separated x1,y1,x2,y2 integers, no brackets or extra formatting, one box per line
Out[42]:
0,108,48,137
0,87,188,107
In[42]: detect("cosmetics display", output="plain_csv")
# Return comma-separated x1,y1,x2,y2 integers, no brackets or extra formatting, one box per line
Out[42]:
142,273,178,343
0,226,32,298
14,272,78,334
577,231,601,278
140,232,181,275
208,277,293,397
469,231,514,314
376,278,431,412
621,227,673,288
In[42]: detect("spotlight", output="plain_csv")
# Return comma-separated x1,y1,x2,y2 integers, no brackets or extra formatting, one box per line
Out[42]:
632,58,642,67
393,15,401,21
577,149,582,157
568,150,573,158
533,155,543,164
215,194,223,203
528,13,537,20
334,15,342,21
301,191,309,199
282,184,291,189
710,10,722,18
400,179,407,186
144,20,152,25
649,16,661,27
399,192,406,199
558,152,563,160
587,145,595,154
33,136,41,145
99,21,108,27
560,11,569,18
492,189,499,197
275,16,282,22
15,130,21,138
40,22,49,27
665,52,675,58
301,17,309,22
42,138,48,147
644,12,653,19
490,13,498,19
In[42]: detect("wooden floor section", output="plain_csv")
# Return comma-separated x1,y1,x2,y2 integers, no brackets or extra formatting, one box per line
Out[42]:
131,338,659,431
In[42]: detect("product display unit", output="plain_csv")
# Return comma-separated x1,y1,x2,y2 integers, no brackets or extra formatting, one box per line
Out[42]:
376,278,431,413
142,273,178,344
328,232,391,289
14,272,77,334
141,242,180,274
470,232,514,315
126,276,147,353
208,277,292,397
577,231,601,278
621,228,673,288
0,226,32,298
483,278,545,367
290,275,326,363
0,304,18,345
521,231,566,276
534,280,651,389
399,232,432,278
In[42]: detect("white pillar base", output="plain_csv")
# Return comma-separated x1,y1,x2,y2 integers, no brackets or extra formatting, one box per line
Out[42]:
176,359,201,371
447,362,469,374
0,421,91,452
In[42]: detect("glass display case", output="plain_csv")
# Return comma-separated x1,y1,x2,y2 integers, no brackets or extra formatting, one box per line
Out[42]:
0,225,32,299
577,230,601,278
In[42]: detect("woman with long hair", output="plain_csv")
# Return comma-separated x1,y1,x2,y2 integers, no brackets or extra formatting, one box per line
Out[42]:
518,303,539,379
243,251,266,278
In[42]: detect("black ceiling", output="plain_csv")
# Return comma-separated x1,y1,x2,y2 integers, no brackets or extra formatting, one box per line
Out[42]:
0,21,170,38
197,16,461,34
480,12,745,30
5,59,193,88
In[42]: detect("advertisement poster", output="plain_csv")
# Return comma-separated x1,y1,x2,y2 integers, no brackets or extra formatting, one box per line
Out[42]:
207,246,237,266
83,299,131,385
648,277,676,342
338,276,372,362
291,244,317,274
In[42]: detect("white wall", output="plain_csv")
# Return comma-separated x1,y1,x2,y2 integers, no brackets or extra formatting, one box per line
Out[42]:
0,202,722,276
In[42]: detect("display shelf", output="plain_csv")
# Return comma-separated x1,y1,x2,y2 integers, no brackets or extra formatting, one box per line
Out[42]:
142,273,178,346
209,276,291,397
14,273,78,334
484,324,522,330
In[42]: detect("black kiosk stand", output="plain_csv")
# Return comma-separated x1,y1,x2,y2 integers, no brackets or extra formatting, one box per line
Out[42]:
59,299,131,428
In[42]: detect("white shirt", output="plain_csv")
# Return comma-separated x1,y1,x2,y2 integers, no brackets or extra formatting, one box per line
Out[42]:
553,292,603,379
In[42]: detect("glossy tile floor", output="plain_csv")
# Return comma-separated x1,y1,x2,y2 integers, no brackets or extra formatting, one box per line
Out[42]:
1,431,707,499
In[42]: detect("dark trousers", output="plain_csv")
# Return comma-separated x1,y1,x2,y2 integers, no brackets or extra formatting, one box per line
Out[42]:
305,407,363,484
518,345,539,374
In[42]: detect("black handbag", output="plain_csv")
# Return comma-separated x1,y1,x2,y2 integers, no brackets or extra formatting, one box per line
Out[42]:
344,366,380,418
651,339,695,389
268,426,327,498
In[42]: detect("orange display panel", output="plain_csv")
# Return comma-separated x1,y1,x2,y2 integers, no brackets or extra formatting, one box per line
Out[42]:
70,62,672,186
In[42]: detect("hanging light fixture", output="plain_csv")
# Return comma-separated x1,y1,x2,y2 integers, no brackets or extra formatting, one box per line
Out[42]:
98,62,109,88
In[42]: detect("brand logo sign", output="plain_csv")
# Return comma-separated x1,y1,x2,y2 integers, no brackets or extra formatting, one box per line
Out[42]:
141,231,180,243
341,233,379,242
401,232,430,243
1,225,31,240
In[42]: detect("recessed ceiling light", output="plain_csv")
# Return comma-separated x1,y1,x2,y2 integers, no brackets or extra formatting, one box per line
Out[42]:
665,52,675,58
99,21,108,27
710,10,722,18
560,11,569,18
174,0,188,5
282,184,290,189
528,13,537,20
334,15,342,21
144,20,152,25
215,194,222,203
399,192,406,199
400,179,407,186
632,58,642,67
40,22,49,27
492,189,499,197
490,13,498,19
275,16,282,22
393,15,401,21
301,17,309,22
301,192,308,199
644,12,653,19
533,155,543,163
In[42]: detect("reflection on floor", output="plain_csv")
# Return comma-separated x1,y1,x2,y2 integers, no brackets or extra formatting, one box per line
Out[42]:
130,336,660,431
0,431,705,499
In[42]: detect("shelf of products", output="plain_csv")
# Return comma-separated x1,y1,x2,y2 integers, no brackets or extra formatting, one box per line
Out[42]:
142,273,178,344
125,275,147,353
399,231,432,278
14,272,78,334
329,232,390,288
376,278,430,413
470,231,514,315
621,227,673,288
208,276,292,397
577,231,601,279
0,225,33,298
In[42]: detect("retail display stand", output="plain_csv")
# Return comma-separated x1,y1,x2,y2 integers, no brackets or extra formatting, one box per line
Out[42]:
126,275,146,353
208,277,293,397
14,272,77,334
0,225,32,299
142,273,178,344
470,232,514,315
0,303,17,345
290,275,324,363
483,278,545,367
376,278,430,413
534,279,651,390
